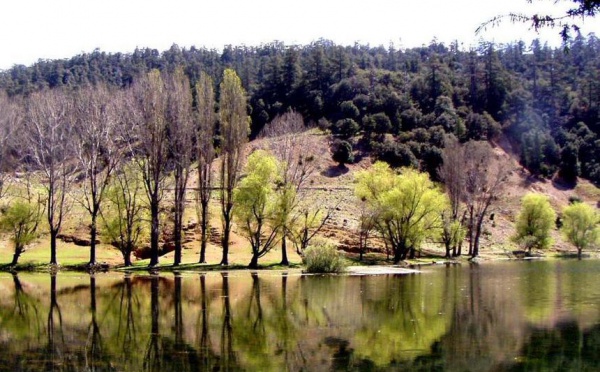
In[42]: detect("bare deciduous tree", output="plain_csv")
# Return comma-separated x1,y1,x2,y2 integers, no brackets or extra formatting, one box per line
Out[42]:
195,71,216,264
24,89,76,265
463,141,508,258
259,110,317,265
0,92,19,200
438,135,467,257
72,84,121,266
218,69,249,265
165,68,195,266
124,70,170,267
102,161,145,267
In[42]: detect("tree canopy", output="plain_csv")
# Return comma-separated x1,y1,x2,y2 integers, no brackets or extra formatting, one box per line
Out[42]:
2,36,599,186
355,162,448,262
561,202,600,258
513,193,556,252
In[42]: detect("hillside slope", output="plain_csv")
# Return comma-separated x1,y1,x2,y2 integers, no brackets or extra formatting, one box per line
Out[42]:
245,131,600,259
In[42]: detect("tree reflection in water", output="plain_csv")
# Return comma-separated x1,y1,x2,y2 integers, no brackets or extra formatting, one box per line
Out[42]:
220,272,237,370
143,275,162,372
1,262,600,370
116,273,139,368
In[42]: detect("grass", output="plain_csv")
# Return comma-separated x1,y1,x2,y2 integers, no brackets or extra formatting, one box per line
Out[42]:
0,229,305,272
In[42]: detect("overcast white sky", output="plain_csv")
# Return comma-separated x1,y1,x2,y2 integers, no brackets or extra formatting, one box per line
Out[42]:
1,0,599,70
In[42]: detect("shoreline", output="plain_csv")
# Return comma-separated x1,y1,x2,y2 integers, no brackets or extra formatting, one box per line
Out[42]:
1,249,596,275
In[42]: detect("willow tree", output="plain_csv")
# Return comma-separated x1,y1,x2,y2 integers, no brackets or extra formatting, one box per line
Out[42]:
561,202,600,259
124,70,170,266
355,162,448,263
218,69,249,265
0,180,43,266
234,150,282,269
72,84,121,266
195,71,217,264
25,89,75,265
165,68,194,266
513,193,556,253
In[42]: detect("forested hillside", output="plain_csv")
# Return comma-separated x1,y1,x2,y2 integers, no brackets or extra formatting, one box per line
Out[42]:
1,36,599,185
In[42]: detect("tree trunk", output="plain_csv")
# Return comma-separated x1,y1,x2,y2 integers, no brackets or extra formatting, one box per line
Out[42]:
173,216,182,266
456,240,463,257
50,230,58,265
124,250,132,267
220,216,231,265
199,200,209,264
11,247,22,266
472,227,482,258
149,200,160,266
468,207,474,256
393,245,402,264
248,253,259,269
280,235,289,266
89,215,97,266
578,247,582,260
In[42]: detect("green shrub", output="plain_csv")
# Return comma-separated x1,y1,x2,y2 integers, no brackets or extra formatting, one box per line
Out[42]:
303,240,347,273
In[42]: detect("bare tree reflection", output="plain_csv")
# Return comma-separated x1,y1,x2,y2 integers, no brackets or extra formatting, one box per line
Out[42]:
11,272,41,330
45,274,72,371
85,274,110,371
196,273,216,369
220,273,236,369
116,273,139,367
143,275,162,372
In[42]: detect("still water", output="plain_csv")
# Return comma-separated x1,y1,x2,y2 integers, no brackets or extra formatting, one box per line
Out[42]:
1,260,600,371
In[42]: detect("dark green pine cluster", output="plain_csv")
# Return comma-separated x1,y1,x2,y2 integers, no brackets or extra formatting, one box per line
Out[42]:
2,35,599,185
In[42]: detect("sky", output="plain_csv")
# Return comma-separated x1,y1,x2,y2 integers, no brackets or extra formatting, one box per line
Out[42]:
1,0,599,70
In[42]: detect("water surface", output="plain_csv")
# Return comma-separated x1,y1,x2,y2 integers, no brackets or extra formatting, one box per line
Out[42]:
1,260,600,371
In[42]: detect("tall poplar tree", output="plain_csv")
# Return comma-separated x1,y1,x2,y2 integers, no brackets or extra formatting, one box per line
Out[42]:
195,71,217,264
125,70,170,267
165,68,194,266
218,69,249,265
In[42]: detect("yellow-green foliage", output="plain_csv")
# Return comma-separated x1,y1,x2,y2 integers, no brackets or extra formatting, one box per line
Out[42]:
0,200,41,251
561,202,600,253
303,239,347,273
101,161,147,262
513,193,556,251
235,150,280,226
234,150,282,256
355,162,449,256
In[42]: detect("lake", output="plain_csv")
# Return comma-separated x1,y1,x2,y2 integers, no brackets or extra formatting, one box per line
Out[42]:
1,260,600,371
